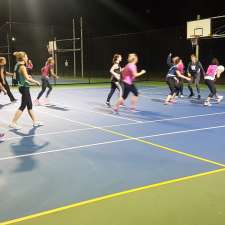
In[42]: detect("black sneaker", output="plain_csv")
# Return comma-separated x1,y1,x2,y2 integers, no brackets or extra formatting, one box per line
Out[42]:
197,95,201,100
188,94,194,98
106,102,111,107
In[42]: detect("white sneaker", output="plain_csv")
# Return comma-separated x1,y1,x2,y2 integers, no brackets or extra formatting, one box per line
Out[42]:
204,101,212,107
9,123,22,130
216,95,223,103
34,99,41,106
33,121,44,127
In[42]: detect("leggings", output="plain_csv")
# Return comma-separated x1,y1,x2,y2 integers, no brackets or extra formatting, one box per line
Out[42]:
188,74,201,95
166,77,179,96
177,78,184,95
205,79,217,98
106,81,123,102
19,86,32,111
37,78,52,100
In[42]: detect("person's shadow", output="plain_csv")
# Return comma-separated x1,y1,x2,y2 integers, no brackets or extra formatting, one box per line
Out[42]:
10,127,49,173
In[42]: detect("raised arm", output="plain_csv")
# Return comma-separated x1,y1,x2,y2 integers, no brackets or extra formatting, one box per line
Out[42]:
167,53,173,67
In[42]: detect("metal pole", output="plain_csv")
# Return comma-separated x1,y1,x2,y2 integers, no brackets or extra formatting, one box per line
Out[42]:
73,18,76,78
54,37,58,85
6,33,11,73
80,17,84,78
196,15,201,59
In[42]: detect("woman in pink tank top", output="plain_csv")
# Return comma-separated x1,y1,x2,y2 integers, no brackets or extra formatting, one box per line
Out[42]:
114,53,146,113
204,58,224,106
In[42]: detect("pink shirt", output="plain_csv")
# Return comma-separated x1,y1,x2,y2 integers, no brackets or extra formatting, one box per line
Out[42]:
177,63,185,74
122,63,137,85
41,64,53,78
205,65,218,79
27,63,33,70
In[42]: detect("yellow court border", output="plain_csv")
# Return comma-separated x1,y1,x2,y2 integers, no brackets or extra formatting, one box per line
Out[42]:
2,110,225,224
1,167,225,225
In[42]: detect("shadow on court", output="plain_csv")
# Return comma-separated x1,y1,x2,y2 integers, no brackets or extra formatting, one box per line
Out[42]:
43,104,70,111
0,103,12,109
10,127,49,173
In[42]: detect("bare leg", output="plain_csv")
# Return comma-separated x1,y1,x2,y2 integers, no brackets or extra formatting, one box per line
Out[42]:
131,96,138,110
27,109,37,123
11,110,23,124
115,97,124,111
165,95,172,103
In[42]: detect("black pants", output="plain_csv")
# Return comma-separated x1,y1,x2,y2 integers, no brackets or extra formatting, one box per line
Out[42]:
19,86,33,111
177,78,184,95
188,74,201,95
122,82,138,100
205,79,216,98
106,81,123,102
37,78,52,100
0,78,16,102
166,77,179,96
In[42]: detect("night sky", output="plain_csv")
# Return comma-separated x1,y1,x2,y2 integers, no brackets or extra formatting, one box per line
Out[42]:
1,0,225,36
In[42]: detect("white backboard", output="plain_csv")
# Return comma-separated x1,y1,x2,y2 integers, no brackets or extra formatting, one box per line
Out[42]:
187,18,211,39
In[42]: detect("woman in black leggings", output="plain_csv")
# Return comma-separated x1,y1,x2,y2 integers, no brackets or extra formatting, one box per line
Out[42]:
106,54,123,107
0,57,17,102
204,58,224,106
10,52,42,130
35,57,58,105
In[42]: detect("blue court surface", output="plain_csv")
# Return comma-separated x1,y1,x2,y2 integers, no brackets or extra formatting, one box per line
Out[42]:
0,84,225,224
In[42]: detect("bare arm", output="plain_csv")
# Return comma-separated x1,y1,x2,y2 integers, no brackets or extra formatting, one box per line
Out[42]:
0,82,7,94
50,68,59,79
0,68,5,85
176,70,191,81
20,66,40,85
6,71,14,77
133,70,146,78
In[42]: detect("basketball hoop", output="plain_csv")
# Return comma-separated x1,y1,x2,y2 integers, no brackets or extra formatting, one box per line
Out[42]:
190,35,200,47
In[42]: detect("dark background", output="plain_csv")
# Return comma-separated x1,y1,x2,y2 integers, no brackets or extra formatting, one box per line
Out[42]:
0,0,225,80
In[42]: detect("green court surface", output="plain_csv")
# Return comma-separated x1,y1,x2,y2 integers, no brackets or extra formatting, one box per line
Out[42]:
3,168,225,225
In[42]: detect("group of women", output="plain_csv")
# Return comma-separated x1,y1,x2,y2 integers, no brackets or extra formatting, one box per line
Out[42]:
0,52,57,139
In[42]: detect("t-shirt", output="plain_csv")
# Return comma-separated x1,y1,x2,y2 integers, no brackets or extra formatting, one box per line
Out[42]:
187,61,204,75
122,63,137,85
41,64,54,78
205,65,218,80
166,65,178,78
177,63,185,74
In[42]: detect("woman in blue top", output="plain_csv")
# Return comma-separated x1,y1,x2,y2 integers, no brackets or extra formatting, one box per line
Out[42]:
10,52,43,130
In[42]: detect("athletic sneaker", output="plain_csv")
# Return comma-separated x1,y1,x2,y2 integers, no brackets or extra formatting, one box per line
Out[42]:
197,95,201,100
9,123,22,130
11,99,17,103
33,121,44,127
43,98,50,105
216,95,223,103
113,108,119,114
179,95,184,98
106,102,111,107
33,99,41,106
204,101,212,107
169,99,177,104
164,101,172,105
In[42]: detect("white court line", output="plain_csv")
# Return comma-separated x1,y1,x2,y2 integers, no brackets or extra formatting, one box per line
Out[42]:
5,112,225,141
1,124,225,161
53,102,143,123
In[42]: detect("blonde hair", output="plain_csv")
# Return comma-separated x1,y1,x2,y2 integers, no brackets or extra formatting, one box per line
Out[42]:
46,57,54,65
13,51,27,62
0,57,6,64
128,53,138,63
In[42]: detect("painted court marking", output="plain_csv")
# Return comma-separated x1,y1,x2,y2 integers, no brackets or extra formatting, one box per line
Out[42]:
35,109,225,168
4,111,225,141
1,124,225,164
1,167,225,225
